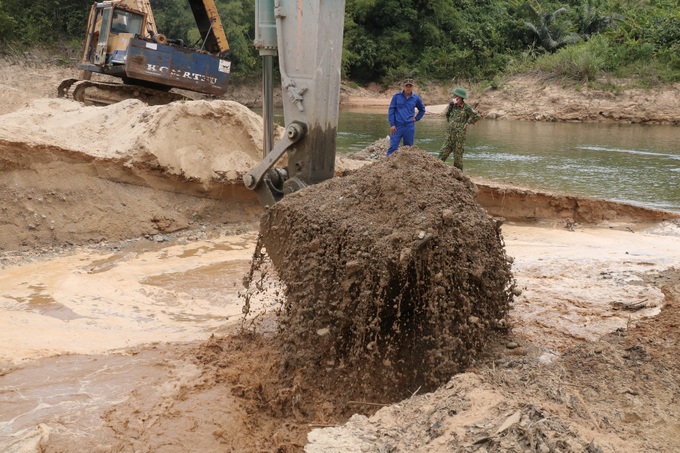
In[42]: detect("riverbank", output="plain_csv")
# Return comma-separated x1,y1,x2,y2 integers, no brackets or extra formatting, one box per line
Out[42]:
1,55,679,124
338,76,680,124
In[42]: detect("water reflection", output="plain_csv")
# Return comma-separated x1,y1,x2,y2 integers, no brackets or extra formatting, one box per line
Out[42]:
263,108,680,212
462,121,680,212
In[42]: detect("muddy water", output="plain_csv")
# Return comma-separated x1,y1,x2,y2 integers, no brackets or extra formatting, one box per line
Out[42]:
504,223,680,356
0,347,201,452
3,223,680,450
0,231,282,450
0,231,275,365
334,111,680,212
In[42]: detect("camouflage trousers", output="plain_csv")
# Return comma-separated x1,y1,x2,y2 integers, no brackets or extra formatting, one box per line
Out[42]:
438,129,466,170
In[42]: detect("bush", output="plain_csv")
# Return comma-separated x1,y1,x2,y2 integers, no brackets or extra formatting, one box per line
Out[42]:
535,34,609,81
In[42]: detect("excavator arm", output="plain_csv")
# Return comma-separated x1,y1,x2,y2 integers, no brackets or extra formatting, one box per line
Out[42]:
244,0,346,207
188,0,230,57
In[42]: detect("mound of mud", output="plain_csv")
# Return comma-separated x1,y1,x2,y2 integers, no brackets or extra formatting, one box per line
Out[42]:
259,147,515,395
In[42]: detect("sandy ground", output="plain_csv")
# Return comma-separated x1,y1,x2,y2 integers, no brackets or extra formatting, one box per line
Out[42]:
1,57,680,452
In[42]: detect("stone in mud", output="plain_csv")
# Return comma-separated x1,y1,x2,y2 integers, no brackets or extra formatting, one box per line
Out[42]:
259,147,515,394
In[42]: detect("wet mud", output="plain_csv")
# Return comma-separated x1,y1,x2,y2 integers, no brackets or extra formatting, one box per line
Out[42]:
255,148,515,399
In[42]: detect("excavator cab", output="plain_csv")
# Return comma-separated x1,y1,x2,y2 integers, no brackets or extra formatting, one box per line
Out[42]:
111,10,142,35
90,4,146,67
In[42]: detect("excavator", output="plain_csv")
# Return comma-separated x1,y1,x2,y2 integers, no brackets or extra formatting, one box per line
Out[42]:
244,0,346,206
58,0,232,105
61,0,344,203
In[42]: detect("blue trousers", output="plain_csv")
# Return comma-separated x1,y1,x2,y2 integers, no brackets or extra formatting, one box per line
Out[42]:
386,122,416,156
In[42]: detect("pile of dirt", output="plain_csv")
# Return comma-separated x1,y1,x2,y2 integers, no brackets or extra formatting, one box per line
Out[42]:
345,136,390,160
0,98,267,184
306,268,680,452
0,99,273,251
255,147,516,399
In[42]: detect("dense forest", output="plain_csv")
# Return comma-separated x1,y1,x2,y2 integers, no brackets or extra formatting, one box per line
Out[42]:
0,0,677,86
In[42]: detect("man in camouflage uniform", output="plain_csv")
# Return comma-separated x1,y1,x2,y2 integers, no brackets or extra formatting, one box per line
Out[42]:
438,87,480,170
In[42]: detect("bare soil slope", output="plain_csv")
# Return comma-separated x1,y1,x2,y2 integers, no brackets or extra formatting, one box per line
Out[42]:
477,76,680,124
0,98,266,251
340,76,680,125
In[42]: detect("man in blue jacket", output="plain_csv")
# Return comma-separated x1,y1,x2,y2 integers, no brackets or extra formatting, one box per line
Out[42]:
386,78,426,156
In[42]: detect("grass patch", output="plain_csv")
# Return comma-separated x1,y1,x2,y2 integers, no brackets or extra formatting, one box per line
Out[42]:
534,35,609,82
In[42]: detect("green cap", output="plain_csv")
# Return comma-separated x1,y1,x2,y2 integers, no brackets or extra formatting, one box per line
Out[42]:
402,77,415,86
452,87,467,99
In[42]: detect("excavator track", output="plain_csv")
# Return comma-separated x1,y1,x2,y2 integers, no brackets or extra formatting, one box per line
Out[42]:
58,79,191,106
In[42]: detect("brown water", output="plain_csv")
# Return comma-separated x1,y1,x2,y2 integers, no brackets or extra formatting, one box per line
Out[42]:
0,346,201,450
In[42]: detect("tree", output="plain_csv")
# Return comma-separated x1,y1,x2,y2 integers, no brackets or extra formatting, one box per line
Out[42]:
523,1,582,52
573,0,623,39
0,1,18,43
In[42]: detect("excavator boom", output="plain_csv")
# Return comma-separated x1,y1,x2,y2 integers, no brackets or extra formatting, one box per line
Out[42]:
245,0,346,206
188,0,230,56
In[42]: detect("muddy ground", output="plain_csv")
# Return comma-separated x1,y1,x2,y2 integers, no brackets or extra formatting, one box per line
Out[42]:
1,56,680,452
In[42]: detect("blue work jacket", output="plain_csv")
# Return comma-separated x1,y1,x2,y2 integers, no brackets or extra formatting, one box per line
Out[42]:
388,91,426,127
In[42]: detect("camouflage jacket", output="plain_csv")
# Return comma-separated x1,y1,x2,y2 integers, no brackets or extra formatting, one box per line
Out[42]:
444,102,480,132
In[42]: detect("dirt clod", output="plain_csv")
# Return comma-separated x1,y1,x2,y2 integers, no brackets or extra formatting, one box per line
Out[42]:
258,147,515,398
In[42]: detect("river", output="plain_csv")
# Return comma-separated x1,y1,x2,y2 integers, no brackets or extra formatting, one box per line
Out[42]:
334,110,680,213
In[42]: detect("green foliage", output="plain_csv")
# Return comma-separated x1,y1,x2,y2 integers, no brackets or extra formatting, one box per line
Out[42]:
0,2,18,44
1,0,91,44
212,0,258,80
151,0,195,42
571,0,624,38
523,2,582,52
648,15,680,72
343,0,529,84
535,33,609,81
0,0,677,84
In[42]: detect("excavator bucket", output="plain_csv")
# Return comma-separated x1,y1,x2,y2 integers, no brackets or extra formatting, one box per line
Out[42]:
245,2,515,398
256,149,516,395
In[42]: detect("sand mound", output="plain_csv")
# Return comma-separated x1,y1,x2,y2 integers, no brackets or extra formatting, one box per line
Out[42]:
0,98,266,184
258,147,515,396
0,99,273,251
0,97,369,251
